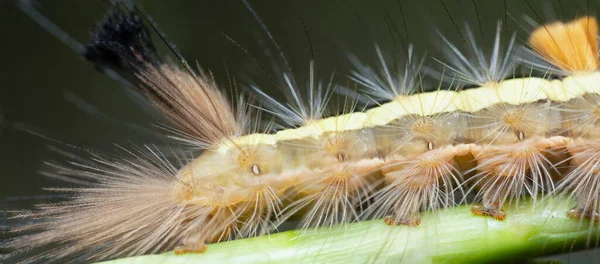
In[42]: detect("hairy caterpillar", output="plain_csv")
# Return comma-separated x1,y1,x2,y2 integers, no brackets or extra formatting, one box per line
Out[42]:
3,0,600,263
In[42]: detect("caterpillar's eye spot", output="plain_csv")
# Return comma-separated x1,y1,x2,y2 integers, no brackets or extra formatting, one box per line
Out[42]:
427,142,434,150
337,152,346,162
251,164,261,175
517,131,525,141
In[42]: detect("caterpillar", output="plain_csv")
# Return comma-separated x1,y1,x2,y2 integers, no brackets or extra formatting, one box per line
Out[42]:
3,0,600,263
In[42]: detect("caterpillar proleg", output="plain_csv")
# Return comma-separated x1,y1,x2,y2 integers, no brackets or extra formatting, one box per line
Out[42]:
4,0,600,263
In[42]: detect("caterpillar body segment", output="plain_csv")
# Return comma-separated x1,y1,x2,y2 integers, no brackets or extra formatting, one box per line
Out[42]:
8,2,600,262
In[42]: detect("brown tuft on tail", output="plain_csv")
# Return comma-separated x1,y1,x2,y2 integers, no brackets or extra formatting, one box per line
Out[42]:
528,16,599,73
134,63,242,147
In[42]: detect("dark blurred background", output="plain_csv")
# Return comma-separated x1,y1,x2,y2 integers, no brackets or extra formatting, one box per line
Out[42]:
0,0,597,262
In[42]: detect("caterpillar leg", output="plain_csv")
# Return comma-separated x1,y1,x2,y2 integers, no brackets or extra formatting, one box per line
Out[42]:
384,214,421,226
470,203,506,221
470,182,509,220
567,207,600,222
173,206,238,255
373,146,462,227
468,174,512,221
175,238,208,255
174,228,208,255
560,139,600,222
174,219,236,255
381,187,423,227
469,137,567,220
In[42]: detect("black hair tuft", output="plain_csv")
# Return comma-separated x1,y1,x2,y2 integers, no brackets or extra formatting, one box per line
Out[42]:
84,8,160,73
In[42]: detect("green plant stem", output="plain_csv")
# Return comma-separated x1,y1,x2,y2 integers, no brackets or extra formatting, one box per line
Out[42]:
100,198,598,264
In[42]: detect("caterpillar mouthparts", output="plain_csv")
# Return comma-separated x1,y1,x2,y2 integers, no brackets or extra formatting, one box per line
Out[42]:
5,1,600,263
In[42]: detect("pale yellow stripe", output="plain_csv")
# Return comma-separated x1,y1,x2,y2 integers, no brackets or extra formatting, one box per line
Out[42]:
229,72,600,147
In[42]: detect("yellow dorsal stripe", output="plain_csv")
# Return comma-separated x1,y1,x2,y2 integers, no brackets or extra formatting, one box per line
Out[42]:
224,72,600,148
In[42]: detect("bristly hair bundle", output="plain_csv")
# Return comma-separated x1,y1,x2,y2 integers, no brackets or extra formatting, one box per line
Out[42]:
84,8,159,72
5,147,190,262
84,7,246,149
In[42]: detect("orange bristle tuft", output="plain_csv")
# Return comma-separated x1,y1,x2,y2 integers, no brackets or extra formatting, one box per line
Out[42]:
529,16,599,73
